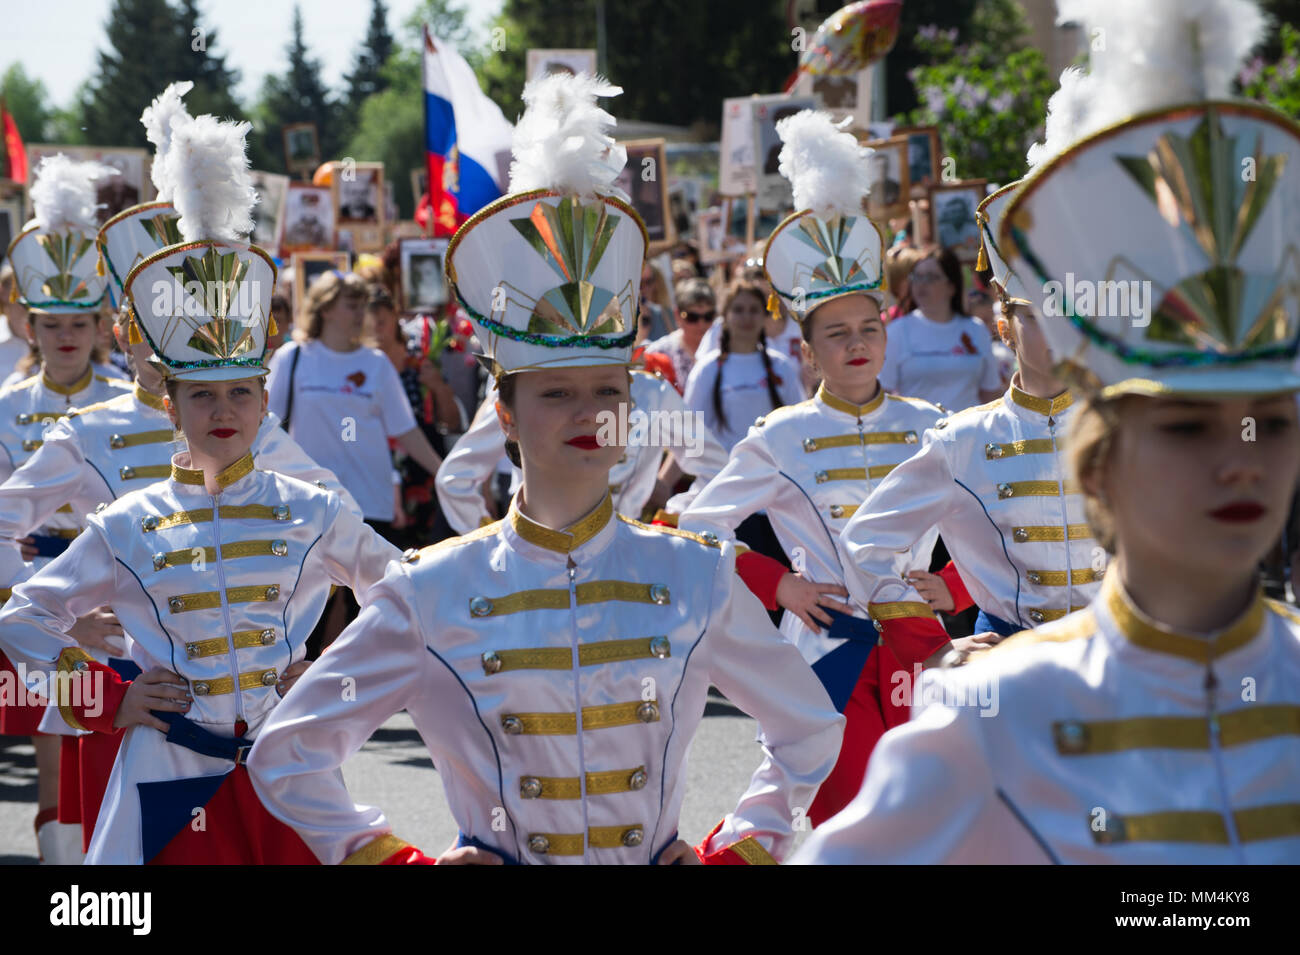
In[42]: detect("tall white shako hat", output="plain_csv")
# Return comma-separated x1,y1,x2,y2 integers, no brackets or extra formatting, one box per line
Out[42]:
975,179,1031,310
96,82,192,315
6,155,114,313
445,73,647,377
122,113,276,381
1001,0,1300,398
762,109,888,322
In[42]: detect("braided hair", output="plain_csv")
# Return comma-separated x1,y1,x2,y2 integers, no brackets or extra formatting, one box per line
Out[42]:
711,281,785,433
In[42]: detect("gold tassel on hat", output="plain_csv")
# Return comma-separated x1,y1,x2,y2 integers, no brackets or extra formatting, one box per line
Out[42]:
127,314,143,345
267,313,279,337
95,252,106,277
975,241,989,273
767,290,781,317
8,281,16,304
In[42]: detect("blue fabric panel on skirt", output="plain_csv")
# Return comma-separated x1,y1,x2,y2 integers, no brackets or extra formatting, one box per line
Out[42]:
28,533,73,558
108,658,142,682
810,608,879,713
138,772,229,863
974,609,1022,638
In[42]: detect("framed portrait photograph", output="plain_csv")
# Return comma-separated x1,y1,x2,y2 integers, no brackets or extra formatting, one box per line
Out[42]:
280,183,335,254
928,180,989,263
249,170,289,254
399,237,449,312
292,251,351,306
410,166,429,204
525,48,597,82
751,94,816,212
0,182,24,256
860,134,911,224
696,206,727,265
282,122,321,176
616,139,676,250
719,97,757,197
25,145,151,224
331,161,385,252
895,126,942,192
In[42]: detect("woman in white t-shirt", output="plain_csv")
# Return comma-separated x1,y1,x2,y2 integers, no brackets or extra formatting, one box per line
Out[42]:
685,280,805,453
266,271,444,529
878,246,1003,412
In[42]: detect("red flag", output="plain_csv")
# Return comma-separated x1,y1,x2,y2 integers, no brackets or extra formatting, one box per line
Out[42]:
2,106,27,184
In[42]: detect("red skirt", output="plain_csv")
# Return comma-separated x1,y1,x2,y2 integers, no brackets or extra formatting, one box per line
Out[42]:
808,642,912,827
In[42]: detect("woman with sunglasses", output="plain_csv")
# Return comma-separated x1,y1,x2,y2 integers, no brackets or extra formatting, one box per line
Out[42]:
679,111,956,825
248,74,842,866
643,277,717,392
0,115,399,864
799,0,1300,862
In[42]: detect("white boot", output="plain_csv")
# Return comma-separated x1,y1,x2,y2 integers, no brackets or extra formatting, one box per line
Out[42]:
37,817,86,865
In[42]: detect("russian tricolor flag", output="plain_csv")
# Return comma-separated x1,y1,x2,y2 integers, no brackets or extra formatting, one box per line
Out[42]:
423,27,513,236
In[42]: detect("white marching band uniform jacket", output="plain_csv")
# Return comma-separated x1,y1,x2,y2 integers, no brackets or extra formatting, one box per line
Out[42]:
0,453,399,863
0,370,133,584
795,572,1300,863
680,383,942,668
839,382,1103,639
0,383,362,590
436,369,729,532
248,491,844,865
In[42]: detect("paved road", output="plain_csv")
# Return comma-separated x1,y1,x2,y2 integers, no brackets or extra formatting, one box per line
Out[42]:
0,691,799,864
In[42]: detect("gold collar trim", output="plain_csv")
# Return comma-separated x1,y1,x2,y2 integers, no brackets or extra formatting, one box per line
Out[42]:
512,492,614,554
1008,383,1072,417
1105,573,1263,664
134,384,166,412
42,367,94,396
817,383,884,418
171,452,255,491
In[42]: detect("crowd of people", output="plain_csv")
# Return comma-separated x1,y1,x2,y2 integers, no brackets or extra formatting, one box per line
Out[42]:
1,0,1299,868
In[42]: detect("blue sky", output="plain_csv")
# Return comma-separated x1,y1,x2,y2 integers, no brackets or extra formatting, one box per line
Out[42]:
5,0,503,109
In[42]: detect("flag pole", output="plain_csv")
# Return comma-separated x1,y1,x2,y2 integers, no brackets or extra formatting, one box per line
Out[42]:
422,24,433,238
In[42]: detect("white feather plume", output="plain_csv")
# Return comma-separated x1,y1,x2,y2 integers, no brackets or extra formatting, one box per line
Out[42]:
776,110,874,217
140,81,194,201
29,154,116,233
1029,0,1267,167
1027,67,1096,168
165,114,258,243
508,72,629,201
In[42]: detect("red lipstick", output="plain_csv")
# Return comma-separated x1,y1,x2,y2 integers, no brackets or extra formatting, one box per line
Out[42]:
57,346,78,352
209,428,237,438
848,358,869,366
1208,502,1265,523
566,435,601,450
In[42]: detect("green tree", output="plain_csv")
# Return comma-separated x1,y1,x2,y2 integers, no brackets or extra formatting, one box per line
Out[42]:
72,0,246,152
255,3,340,172
337,0,475,217
899,0,1055,183
173,0,246,122
1239,22,1300,119
340,0,397,143
79,0,178,148
1,64,55,144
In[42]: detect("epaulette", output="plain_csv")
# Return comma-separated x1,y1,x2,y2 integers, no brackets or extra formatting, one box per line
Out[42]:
402,520,504,562
617,513,721,548
753,397,814,429
67,392,133,418
8,375,41,392
985,609,1097,657
932,396,1003,430
887,393,944,414
97,375,133,389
